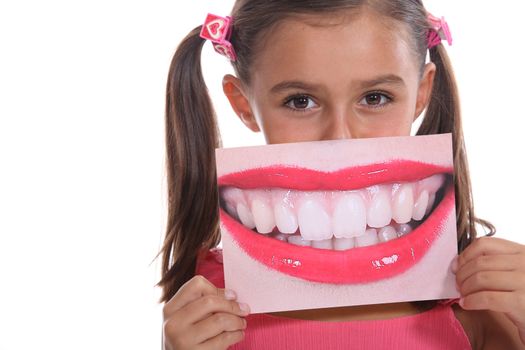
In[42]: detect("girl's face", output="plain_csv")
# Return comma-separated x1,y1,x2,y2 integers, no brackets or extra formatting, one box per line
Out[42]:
223,9,436,143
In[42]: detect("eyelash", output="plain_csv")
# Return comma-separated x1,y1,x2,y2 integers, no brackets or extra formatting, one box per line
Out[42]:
283,94,318,113
360,91,394,109
283,91,394,113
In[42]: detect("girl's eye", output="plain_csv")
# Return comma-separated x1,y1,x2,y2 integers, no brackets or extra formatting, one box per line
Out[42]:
284,95,318,111
359,92,392,108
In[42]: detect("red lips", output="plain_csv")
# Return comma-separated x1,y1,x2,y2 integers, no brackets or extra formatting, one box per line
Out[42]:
218,160,455,284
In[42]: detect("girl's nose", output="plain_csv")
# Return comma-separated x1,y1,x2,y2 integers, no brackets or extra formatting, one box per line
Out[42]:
321,110,354,140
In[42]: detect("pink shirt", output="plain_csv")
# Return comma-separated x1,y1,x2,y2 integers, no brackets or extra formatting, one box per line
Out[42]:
196,249,472,350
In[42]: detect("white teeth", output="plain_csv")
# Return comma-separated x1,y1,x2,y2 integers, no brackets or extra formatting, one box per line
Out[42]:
287,235,312,247
355,228,379,247
274,203,298,234
412,189,429,221
333,237,355,250
221,187,245,203
378,225,397,243
236,202,255,229
392,184,414,224
297,194,331,240
425,192,436,215
367,186,392,228
222,187,245,221
396,223,413,237
251,196,275,234
332,192,367,238
222,172,447,247
272,190,298,234
224,202,238,220
419,174,445,193
273,233,288,242
312,239,333,250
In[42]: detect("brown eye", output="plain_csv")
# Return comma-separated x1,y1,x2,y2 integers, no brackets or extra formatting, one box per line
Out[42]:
366,93,381,105
359,92,392,108
285,95,317,111
293,96,309,109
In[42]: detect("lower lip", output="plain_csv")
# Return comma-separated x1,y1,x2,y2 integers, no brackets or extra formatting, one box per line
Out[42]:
219,182,455,284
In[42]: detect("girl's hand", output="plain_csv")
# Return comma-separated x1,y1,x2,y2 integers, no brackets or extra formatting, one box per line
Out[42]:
162,275,250,350
454,236,525,345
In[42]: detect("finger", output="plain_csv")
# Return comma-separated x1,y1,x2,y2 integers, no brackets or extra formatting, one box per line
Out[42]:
458,237,522,270
198,330,245,350
163,275,231,318
459,290,524,314
456,254,521,284
458,271,525,296
193,312,247,344
181,294,250,325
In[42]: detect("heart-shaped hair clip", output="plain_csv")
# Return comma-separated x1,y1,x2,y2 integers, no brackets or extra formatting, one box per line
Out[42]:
199,13,237,61
427,13,453,49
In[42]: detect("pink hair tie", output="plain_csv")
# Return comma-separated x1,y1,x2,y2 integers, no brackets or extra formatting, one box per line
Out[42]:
427,13,453,49
199,13,237,61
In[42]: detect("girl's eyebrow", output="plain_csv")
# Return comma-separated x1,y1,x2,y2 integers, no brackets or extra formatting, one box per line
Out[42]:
358,74,406,89
270,81,322,94
270,74,406,94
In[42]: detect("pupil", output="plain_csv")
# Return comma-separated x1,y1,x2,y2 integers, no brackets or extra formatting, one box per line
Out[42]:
294,97,309,109
366,94,380,105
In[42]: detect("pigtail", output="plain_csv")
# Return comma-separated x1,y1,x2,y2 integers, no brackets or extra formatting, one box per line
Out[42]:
417,44,495,252
157,27,222,303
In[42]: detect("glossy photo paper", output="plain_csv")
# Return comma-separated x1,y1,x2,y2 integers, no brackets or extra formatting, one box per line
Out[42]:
216,134,459,313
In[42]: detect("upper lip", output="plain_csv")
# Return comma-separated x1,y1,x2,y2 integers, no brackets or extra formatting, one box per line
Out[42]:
217,159,453,190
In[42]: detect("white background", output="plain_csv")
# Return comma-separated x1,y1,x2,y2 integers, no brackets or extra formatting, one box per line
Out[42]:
0,1,523,349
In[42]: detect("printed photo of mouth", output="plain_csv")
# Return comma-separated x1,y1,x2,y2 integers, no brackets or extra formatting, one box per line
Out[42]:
218,160,454,285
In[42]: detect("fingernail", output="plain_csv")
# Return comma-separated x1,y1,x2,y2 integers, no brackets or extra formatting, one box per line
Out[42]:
224,289,237,300
239,302,251,315
451,256,458,273
458,297,464,307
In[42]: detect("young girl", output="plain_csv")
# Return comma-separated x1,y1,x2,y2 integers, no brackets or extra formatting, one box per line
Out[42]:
158,0,525,349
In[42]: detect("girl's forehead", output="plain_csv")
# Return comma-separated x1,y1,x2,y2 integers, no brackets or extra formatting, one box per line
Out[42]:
250,10,418,88
256,8,412,54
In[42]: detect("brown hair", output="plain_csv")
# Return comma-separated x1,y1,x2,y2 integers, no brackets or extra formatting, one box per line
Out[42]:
156,0,495,304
